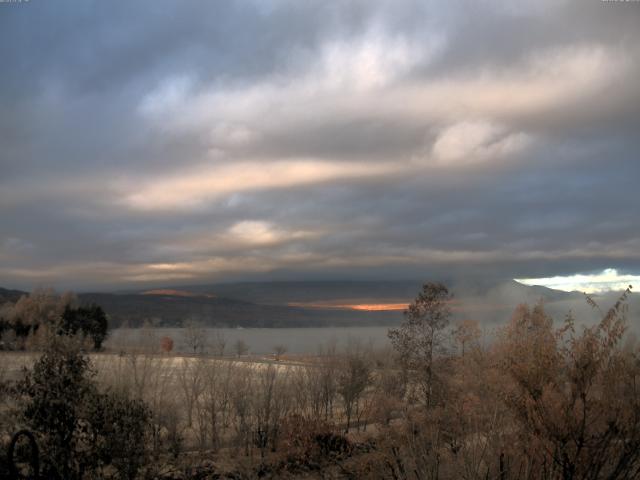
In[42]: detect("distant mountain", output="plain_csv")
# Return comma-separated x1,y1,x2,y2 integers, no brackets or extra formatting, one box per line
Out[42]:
0,287,27,304
171,279,582,304
77,291,401,328
0,284,401,328
1,280,635,329
141,289,216,298
117,279,566,327
177,280,424,305
150,279,634,327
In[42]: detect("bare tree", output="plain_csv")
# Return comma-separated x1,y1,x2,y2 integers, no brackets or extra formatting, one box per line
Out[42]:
388,282,452,407
234,339,249,357
182,319,206,354
176,357,205,428
290,367,311,416
302,363,325,419
314,339,339,421
273,344,287,361
199,360,235,452
452,319,481,357
337,347,371,433
370,355,406,426
211,329,226,357
252,364,293,457
229,366,253,456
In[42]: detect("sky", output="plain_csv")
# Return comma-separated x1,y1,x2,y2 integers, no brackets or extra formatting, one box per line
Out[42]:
0,0,639,292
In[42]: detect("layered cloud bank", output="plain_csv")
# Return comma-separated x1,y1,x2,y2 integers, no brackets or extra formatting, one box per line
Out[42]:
0,0,639,289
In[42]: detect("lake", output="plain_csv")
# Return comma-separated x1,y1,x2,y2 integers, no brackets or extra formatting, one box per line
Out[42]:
107,326,394,355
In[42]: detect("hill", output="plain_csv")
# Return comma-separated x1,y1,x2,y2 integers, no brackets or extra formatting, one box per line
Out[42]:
77,291,401,328
0,287,27,304
1,281,635,329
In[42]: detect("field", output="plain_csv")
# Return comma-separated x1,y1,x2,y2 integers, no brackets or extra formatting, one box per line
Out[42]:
1,335,400,477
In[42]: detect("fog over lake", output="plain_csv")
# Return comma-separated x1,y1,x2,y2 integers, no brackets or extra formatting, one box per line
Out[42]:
104,287,640,355
108,326,394,355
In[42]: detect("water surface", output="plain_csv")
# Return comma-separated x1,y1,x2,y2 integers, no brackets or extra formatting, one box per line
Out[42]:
107,326,393,355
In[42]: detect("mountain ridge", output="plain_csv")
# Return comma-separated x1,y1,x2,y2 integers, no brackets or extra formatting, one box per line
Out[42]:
1,281,634,329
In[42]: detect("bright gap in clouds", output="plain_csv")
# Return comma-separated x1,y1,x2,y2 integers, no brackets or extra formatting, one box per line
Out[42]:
515,269,637,294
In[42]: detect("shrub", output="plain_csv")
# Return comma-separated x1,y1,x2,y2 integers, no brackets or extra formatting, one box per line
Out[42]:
84,391,150,479
160,336,174,353
17,335,150,479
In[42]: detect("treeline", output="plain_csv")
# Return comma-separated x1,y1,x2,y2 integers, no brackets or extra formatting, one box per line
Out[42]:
1,283,639,479
0,289,108,351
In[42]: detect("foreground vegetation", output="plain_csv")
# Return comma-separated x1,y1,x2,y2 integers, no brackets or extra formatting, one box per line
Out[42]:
0,283,638,479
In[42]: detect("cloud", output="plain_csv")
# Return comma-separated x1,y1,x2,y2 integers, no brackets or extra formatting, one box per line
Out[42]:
516,268,638,293
401,44,630,122
316,27,442,92
135,28,444,150
0,0,639,290
225,220,316,246
431,121,530,165
120,159,396,211
132,41,628,175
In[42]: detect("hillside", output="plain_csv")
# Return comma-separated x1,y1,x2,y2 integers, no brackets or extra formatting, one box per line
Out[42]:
176,280,424,305
1,281,635,329
0,287,27,304
78,291,400,328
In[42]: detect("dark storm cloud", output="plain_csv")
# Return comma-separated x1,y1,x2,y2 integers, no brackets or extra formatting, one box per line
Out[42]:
0,0,639,290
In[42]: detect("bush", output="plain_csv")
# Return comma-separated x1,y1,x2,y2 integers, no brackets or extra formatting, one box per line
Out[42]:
160,336,174,353
276,414,351,473
84,392,150,479
17,335,150,479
